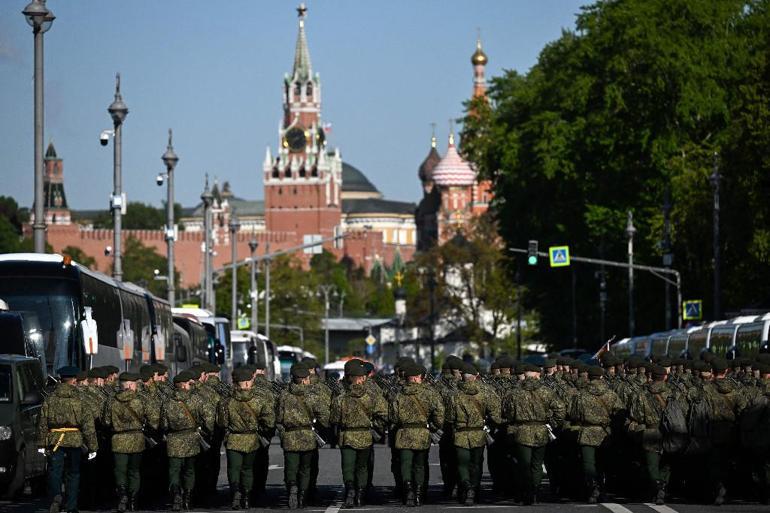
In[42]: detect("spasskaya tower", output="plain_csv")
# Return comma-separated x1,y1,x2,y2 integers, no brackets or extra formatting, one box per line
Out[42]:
263,3,343,250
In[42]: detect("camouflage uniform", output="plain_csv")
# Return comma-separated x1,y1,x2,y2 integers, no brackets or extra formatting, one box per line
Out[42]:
102,375,152,511
436,373,460,496
251,373,276,497
446,379,501,504
276,381,330,508
502,376,565,504
330,381,387,505
571,375,624,502
37,373,98,513
306,371,332,502
388,379,444,505
193,370,227,504
159,382,215,510
217,383,275,509
740,374,770,503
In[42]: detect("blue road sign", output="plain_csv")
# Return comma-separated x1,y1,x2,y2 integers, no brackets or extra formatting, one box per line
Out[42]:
683,300,703,321
365,343,375,355
549,246,570,268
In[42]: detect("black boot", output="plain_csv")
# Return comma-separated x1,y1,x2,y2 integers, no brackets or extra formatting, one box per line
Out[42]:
117,487,128,513
241,487,250,510
405,481,416,507
182,489,192,511
231,487,242,510
415,486,424,507
464,486,475,506
171,488,182,512
655,480,666,505
714,483,727,506
287,484,299,510
355,487,366,507
343,483,355,508
588,480,600,504
128,494,137,512
297,490,306,509
49,494,63,513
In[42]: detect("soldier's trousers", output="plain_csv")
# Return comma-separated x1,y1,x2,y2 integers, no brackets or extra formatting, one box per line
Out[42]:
309,446,320,492
456,446,484,490
226,449,256,492
513,443,546,498
284,450,314,491
389,431,401,486
644,450,671,484
168,456,196,491
340,446,371,488
399,449,428,488
113,452,143,494
253,446,270,494
439,437,457,492
48,447,81,512
580,445,598,482
195,436,222,498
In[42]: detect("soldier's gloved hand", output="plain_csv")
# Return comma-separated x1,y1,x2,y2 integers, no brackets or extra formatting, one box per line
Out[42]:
87,451,97,460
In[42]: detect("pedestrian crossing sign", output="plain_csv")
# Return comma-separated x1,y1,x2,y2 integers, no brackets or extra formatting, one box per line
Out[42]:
683,300,703,321
549,246,570,267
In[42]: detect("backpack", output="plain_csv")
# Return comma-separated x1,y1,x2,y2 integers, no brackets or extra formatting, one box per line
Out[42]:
739,392,770,450
655,393,689,454
685,392,712,455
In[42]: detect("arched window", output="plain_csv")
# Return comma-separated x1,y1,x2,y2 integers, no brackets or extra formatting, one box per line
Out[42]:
272,167,279,178
306,82,313,99
299,166,306,178
311,166,319,177
294,83,301,99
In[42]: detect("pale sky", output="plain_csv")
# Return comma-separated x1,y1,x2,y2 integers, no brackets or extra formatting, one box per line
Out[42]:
0,0,586,210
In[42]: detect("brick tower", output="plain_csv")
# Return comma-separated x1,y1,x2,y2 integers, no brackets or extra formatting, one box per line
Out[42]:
263,3,343,250
43,141,71,225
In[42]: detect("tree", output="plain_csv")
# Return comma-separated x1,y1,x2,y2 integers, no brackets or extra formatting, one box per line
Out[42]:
122,237,178,298
61,246,96,269
92,202,184,230
461,0,770,348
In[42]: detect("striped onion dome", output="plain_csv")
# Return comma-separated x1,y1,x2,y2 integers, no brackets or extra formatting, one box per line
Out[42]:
432,134,476,186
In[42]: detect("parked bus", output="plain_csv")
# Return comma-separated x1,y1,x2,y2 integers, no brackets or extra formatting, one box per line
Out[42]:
230,330,280,381
277,345,316,381
0,253,172,375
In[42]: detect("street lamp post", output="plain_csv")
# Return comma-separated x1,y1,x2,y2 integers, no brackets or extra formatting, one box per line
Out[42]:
710,152,721,320
160,129,178,307
427,270,436,373
200,177,214,310
320,284,334,365
394,286,407,360
22,0,54,254
265,242,271,340
249,239,259,333
230,212,241,325
662,188,674,330
108,73,128,281
626,211,636,337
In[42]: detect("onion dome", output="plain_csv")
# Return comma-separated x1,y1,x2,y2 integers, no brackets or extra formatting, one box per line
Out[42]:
432,133,476,187
418,136,441,182
471,38,488,66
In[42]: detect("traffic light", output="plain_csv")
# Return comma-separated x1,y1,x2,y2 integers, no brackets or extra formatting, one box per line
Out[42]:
527,240,538,266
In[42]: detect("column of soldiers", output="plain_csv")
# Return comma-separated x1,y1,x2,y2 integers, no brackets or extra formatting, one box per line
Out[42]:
37,350,770,512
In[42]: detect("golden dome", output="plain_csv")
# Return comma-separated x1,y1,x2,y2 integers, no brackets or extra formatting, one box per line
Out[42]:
471,39,488,66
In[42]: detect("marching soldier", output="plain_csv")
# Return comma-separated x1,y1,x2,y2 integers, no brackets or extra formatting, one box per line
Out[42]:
194,363,228,505
570,366,624,503
303,357,331,505
250,362,277,498
437,356,461,498
330,361,387,507
388,363,444,507
102,372,153,512
276,363,330,509
217,366,275,510
37,366,98,513
138,365,166,505
446,361,502,505
159,370,215,511
502,362,565,505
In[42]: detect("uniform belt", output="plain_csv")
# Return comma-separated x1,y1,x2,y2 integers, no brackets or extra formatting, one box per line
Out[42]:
456,426,483,432
229,430,259,434
170,427,197,434
284,426,311,433
49,427,80,453
115,429,143,434
341,427,370,432
514,421,544,426
400,423,426,429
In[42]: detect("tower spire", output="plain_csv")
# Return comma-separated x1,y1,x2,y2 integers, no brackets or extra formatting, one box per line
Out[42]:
430,122,437,148
293,3,312,81
471,30,488,99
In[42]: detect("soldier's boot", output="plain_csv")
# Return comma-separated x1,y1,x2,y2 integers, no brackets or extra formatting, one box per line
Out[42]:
231,487,242,510
117,487,129,513
714,483,727,506
343,483,355,508
355,487,366,507
49,494,63,513
128,494,137,512
415,486,424,507
464,483,475,506
297,489,306,509
405,481,416,507
588,480,601,505
171,488,183,512
287,484,299,510
182,489,192,511
241,489,250,511
655,481,666,506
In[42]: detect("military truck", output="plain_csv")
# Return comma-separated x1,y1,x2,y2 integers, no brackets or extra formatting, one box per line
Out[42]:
0,354,46,497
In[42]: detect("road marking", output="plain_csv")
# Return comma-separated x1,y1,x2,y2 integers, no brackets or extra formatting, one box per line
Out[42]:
644,503,679,513
268,464,283,470
601,504,635,513
445,506,516,509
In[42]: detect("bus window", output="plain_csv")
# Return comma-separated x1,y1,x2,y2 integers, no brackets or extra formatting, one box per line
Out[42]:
687,330,708,358
709,329,734,358
736,324,763,358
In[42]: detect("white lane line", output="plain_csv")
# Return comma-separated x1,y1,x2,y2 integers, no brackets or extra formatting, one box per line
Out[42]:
324,504,341,513
268,464,283,470
445,506,516,509
644,503,679,513
601,503,635,513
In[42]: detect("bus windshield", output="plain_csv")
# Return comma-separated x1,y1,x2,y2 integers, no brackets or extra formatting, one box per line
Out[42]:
0,277,79,373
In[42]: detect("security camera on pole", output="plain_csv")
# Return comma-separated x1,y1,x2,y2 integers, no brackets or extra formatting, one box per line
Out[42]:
229,211,241,325
248,239,259,333
200,177,214,310
107,74,128,281
160,129,179,307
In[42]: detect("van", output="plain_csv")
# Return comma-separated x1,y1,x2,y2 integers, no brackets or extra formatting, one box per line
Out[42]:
0,355,46,497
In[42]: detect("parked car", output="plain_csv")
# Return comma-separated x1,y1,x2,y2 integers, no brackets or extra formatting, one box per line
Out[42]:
0,354,47,497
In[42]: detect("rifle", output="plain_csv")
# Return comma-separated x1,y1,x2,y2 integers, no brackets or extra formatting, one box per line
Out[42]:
258,433,271,448
428,422,444,445
482,425,495,445
143,434,159,449
311,421,327,448
196,427,211,451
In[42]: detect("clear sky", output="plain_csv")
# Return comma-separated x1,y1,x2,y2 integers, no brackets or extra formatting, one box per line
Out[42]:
0,0,586,210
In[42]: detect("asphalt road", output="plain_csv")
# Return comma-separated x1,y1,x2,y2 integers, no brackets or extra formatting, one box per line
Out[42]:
3,444,766,513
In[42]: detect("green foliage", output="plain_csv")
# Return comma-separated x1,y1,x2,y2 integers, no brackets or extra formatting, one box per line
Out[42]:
0,196,39,254
461,0,770,348
92,202,184,230
61,246,96,269
121,237,178,298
